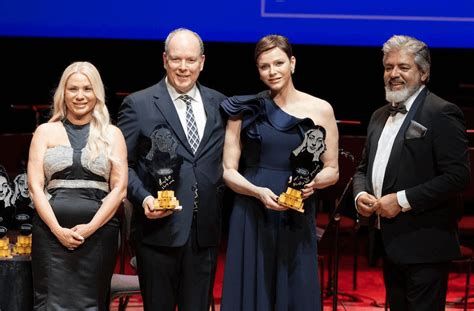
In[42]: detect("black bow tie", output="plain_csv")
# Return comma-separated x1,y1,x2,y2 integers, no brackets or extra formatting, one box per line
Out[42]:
388,104,407,117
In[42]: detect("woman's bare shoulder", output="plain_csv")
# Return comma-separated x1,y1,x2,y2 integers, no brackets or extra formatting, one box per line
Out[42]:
299,92,334,115
34,121,62,135
107,125,126,145
108,124,124,136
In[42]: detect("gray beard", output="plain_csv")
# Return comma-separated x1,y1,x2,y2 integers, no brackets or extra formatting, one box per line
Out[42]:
385,85,419,104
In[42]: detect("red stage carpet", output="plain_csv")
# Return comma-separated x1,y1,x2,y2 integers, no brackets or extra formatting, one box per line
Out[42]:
212,250,472,310
111,243,474,310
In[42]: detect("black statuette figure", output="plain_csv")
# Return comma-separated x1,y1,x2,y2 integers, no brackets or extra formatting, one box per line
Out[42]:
278,126,326,212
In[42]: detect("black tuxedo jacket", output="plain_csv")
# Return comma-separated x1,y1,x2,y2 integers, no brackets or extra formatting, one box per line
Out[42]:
353,88,470,264
118,78,226,248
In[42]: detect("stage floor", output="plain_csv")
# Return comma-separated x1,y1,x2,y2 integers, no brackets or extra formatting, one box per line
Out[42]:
110,250,473,310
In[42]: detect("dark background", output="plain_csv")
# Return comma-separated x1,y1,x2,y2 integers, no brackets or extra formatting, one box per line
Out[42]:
0,36,473,246
1,36,473,135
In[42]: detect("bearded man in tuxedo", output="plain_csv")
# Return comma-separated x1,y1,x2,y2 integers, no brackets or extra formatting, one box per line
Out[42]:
353,35,470,311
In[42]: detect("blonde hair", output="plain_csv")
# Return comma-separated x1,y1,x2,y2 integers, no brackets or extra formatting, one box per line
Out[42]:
50,61,113,162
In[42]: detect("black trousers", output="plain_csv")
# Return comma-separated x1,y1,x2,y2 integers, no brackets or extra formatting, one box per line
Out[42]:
383,257,450,311
136,218,218,311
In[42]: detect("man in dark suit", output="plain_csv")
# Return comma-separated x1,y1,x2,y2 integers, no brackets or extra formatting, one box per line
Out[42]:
353,35,470,311
118,28,226,311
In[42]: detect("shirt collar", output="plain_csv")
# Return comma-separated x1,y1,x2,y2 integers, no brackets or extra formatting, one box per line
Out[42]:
165,77,198,102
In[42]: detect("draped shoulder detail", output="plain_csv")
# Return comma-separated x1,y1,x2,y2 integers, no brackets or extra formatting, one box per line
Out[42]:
221,94,265,130
262,94,315,132
221,91,315,131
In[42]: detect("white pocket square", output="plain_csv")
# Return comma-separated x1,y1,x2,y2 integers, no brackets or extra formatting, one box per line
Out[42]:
405,120,427,139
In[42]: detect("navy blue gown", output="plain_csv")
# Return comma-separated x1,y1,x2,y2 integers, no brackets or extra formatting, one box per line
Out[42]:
221,93,322,311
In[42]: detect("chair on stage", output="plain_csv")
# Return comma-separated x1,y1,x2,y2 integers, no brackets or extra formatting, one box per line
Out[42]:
447,147,474,311
447,245,473,311
110,200,141,311
446,195,474,311
458,148,474,239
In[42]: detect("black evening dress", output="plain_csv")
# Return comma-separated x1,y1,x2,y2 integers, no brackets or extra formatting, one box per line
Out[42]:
32,120,119,310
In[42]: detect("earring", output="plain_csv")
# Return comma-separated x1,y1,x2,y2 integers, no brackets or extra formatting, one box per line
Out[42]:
291,68,295,74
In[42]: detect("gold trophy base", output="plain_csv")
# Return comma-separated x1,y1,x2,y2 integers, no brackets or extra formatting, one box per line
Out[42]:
13,234,32,256
0,236,12,258
154,190,182,211
278,187,304,213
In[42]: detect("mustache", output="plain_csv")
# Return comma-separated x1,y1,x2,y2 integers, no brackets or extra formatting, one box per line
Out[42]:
389,78,405,84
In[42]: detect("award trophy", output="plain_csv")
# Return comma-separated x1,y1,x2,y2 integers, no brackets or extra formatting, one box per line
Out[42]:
0,166,14,229
0,166,14,258
145,126,183,212
278,127,326,213
12,172,33,231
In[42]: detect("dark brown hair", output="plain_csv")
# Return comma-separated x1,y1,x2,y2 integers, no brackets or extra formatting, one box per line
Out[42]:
254,34,293,62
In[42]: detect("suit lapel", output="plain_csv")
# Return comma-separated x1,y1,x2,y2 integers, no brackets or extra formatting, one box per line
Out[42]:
382,87,428,192
152,80,194,157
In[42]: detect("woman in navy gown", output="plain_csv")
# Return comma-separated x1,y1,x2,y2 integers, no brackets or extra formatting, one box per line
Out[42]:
28,62,128,310
220,35,339,311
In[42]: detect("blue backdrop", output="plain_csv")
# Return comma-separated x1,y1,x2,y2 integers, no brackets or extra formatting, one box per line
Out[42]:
1,0,473,47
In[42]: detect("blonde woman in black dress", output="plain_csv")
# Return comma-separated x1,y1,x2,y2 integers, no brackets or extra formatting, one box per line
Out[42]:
28,61,127,310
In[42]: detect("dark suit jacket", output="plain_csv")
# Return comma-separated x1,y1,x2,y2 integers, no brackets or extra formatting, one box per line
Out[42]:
118,78,226,248
353,88,470,264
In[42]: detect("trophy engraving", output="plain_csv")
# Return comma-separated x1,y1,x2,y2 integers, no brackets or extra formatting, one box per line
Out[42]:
145,126,183,211
278,126,326,213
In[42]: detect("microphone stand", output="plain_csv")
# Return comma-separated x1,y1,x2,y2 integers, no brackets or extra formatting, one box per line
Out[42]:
318,149,361,310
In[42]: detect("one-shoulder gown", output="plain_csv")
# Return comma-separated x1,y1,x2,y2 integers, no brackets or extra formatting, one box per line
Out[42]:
221,93,322,311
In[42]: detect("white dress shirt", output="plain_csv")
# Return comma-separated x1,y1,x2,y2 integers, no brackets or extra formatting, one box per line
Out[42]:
166,78,207,141
373,85,424,209
356,85,425,216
